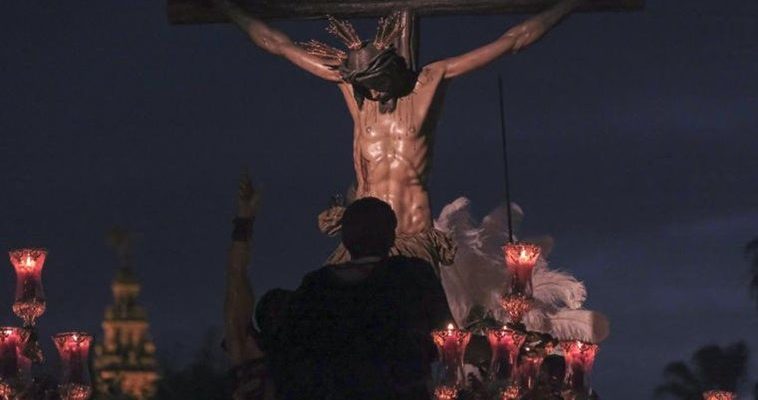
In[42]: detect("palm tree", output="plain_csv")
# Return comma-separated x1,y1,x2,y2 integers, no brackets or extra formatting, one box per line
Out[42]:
655,342,749,399
746,238,758,310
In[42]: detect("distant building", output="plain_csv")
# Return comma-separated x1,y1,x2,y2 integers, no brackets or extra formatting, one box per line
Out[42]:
93,264,159,399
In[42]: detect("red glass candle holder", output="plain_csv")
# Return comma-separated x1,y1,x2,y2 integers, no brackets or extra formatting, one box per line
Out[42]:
431,323,472,388
503,243,540,296
8,249,47,327
500,384,522,400
499,293,532,324
53,332,93,400
0,327,24,395
561,340,599,393
518,351,546,392
17,353,31,384
703,391,736,400
487,326,526,382
434,385,459,400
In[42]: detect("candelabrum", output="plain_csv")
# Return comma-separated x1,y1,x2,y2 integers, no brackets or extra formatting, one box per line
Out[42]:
4,249,93,400
433,241,603,400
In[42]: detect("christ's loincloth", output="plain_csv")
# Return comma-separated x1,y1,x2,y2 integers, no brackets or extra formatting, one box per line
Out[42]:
318,205,456,269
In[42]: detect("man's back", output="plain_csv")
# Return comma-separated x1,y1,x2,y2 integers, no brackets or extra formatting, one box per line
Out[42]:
263,256,452,400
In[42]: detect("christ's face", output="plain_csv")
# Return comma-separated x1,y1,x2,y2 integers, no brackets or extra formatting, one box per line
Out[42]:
362,74,395,101
342,46,414,102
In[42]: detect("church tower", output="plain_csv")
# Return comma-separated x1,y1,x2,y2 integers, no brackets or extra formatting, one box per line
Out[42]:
94,229,159,399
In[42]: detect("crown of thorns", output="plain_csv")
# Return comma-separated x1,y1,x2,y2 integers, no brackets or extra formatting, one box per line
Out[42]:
300,12,405,64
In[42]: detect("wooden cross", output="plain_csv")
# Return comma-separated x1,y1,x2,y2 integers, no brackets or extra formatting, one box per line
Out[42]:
168,0,643,25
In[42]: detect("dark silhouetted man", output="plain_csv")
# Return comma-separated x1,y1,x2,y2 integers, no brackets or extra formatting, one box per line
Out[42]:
225,174,453,400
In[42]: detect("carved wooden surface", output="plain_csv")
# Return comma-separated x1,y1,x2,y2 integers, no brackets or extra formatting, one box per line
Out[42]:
168,0,644,24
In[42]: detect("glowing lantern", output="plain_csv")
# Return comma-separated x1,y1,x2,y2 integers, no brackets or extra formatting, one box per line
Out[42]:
561,340,599,393
517,350,545,392
487,325,526,382
703,391,736,400
499,293,532,323
0,327,24,398
53,332,93,400
17,353,32,384
8,249,47,327
433,386,459,400
431,323,472,388
504,243,540,296
500,384,521,400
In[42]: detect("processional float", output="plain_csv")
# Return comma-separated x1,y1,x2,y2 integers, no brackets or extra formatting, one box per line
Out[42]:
169,0,642,399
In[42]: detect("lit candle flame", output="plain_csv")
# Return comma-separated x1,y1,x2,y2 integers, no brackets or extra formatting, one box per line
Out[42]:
23,255,35,269
446,323,455,331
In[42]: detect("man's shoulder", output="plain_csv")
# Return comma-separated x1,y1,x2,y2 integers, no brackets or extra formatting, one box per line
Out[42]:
298,266,333,287
387,255,430,268
386,256,438,284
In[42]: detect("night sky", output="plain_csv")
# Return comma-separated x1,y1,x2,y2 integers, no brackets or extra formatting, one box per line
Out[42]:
1,0,757,398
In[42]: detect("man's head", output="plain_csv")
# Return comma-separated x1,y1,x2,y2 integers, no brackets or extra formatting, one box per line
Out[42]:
301,13,416,113
340,197,397,259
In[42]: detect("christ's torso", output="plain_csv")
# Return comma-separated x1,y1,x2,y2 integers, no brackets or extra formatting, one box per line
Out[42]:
339,66,446,236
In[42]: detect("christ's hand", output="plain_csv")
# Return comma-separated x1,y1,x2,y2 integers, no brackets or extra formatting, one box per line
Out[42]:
435,0,582,78
505,17,549,53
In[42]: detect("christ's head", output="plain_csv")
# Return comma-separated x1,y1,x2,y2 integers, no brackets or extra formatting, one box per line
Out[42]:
302,13,416,113
341,43,415,109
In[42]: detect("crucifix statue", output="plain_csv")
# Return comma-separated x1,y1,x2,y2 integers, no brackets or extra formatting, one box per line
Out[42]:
194,3,636,398
173,0,641,269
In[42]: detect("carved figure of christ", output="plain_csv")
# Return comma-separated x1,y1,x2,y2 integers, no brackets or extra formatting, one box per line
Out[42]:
215,0,582,263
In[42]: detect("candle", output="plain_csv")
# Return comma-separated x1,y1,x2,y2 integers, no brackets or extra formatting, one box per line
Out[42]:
503,243,540,296
0,328,22,381
0,327,24,399
431,323,471,388
17,353,32,384
561,340,599,393
53,332,93,400
8,249,47,327
0,326,22,394
703,391,736,400
487,325,526,382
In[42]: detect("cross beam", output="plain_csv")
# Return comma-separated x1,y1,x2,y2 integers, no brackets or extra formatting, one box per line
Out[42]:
168,0,643,25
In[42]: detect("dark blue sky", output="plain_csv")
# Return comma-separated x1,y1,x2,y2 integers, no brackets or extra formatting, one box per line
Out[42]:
1,0,757,397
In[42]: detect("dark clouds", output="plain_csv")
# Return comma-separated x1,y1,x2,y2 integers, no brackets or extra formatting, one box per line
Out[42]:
1,0,756,397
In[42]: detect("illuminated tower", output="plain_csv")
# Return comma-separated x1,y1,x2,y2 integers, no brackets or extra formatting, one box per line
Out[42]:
94,228,159,399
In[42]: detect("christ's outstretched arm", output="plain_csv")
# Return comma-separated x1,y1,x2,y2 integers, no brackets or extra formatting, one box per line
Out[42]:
214,0,341,82
436,0,583,79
